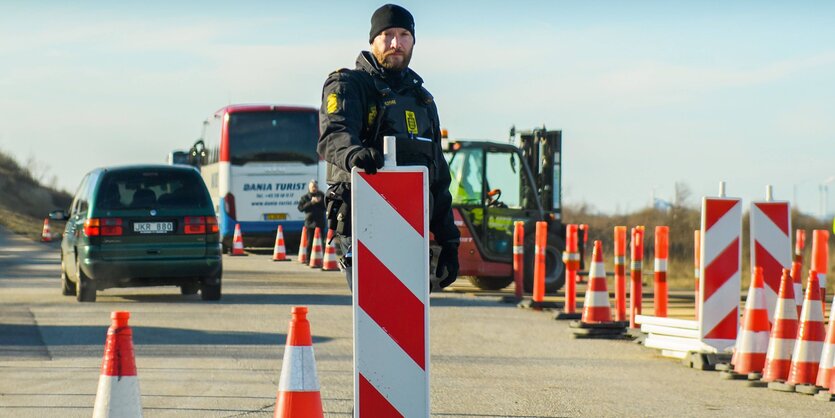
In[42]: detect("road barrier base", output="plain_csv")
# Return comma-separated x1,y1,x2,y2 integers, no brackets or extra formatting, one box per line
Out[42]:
768,381,796,392
714,362,732,372
815,390,834,401
500,295,523,304
518,300,561,311
626,327,646,344
720,371,748,380
795,384,822,395
682,351,732,371
552,311,582,320
746,379,768,388
569,320,628,339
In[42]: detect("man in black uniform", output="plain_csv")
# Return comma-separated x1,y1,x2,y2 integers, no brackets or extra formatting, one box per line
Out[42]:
297,179,326,257
317,4,460,290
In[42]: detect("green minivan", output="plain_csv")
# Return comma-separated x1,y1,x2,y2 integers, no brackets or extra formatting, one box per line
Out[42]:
54,165,223,302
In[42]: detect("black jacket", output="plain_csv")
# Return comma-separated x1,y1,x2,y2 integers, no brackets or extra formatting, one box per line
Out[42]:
317,51,459,245
297,191,326,229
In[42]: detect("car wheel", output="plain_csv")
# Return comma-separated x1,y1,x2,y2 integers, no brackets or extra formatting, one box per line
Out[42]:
180,283,199,295
61,258,77,296
75,259,96,303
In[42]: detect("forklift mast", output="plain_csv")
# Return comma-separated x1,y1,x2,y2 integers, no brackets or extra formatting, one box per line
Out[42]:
518,127,562,221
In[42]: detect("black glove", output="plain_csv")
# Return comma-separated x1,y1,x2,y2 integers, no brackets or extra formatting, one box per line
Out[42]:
435,242,459,289
349,148,384,174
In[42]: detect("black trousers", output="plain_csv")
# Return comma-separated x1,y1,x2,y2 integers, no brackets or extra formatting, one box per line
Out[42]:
336,234,352,291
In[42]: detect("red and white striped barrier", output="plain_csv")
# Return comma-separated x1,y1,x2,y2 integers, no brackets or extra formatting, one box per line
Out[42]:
512,221,524,300
762,269,798,382
629,226,645,329
694,230,701,320
698,194,742,352
93,311,142,418
790,261,803,319
352,165,429,417
750,200,791,323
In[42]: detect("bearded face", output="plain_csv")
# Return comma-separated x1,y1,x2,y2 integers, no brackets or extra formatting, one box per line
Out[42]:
371,27,414,72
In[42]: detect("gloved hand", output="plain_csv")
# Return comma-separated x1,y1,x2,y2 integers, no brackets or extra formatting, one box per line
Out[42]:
349,148,384,174
434,242,459,290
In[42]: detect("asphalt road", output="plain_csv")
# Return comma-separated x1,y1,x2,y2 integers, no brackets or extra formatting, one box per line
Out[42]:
0,227,831,417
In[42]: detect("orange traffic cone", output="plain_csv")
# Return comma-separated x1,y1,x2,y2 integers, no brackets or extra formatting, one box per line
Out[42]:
724,267,770,382
41,218,52,242
231,224,245,256
298,226,309,264
272,226,289,262
582,241,612,323
816,294,835,389
92,311,142,417
570,241,625,338
763,269,798,383
321,230,339,271
776,272,826,394
790,260,803,319
308,228,323,269
274,306,323,418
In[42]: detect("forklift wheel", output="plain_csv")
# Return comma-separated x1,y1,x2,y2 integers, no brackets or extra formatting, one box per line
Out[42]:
468,275,514,291
523,233,566,293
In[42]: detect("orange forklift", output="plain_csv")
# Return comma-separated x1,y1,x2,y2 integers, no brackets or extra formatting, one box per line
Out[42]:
443,127,582,293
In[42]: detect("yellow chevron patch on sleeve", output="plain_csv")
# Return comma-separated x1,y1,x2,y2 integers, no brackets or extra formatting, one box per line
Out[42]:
326,93,338,114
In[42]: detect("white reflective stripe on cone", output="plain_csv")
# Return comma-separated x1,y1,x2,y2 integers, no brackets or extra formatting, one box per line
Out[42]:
278,346,320,391
513,246,523,255
614,256,625,265
535,245,545,256
774,300,797,319
736,329,770,353
93,376,142,418
766,338,795,360
585,291,611,307
654,259,667,272
631,261,642,270
801,301,825,323
792,341,824,363
590,262,605,276
819,272,827,288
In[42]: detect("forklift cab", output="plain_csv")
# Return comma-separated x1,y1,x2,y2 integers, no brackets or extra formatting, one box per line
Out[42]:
444,141,543,261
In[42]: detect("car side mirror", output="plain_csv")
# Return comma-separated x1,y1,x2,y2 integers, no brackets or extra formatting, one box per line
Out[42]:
49,210,69,221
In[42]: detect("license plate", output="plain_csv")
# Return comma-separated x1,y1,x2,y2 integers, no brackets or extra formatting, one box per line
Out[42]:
134,222,174,234
264,213,287,220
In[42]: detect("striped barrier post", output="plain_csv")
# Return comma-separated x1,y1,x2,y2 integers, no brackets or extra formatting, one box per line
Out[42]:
795,229,806,264
512,221,524,300
694,230,701,320
532,222,548,304
654,226,669,317
351,161,430,417
790,261,804,319
750,197,792,323
564,224,580,315
698,188,742,352
629,227,644,329
812,230,830,313
614,226,627,322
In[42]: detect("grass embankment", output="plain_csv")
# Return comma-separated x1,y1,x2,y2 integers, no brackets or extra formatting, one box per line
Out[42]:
565,204,835,293
0,150,71,240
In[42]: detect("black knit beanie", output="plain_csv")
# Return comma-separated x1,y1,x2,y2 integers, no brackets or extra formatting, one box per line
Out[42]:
369,4,415,43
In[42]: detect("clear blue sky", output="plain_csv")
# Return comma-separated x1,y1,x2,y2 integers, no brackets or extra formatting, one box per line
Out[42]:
1,1,834,216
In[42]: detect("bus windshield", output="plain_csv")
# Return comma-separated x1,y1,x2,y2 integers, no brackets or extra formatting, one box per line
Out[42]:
228,111,318,165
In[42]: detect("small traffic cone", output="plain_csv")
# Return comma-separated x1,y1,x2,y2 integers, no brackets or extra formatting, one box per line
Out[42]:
321,230,339,271
762,269,798,384
791,261,803,319
93,311,142,417
40,218,52,242
723,267,770,383
274,306,323,418
308,228,323,269
776,272,826,394
272,226,289,262
816,294,835,389
231,224,245,256
298,226,309,264
570,241,625,338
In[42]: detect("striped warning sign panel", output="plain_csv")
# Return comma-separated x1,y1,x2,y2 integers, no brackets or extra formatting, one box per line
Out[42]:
698,197,742,352
750,201,791,323
352,167,430,418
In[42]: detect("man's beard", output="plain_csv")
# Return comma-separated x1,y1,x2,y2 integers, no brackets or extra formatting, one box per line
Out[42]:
373,48,412,72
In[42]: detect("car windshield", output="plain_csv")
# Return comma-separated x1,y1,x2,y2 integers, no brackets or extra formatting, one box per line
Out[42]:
96,169,210,210
228,111,318,165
